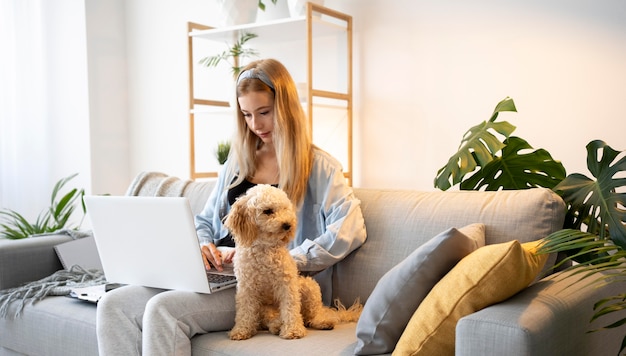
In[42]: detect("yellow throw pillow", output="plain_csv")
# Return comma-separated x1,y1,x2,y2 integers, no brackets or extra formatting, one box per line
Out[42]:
392,240,548,356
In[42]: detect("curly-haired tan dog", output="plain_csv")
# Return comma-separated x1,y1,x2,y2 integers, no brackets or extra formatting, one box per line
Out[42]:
224,184,361,340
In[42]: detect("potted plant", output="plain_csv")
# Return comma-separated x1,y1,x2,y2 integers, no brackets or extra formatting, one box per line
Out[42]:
215,140,231,165
0,173,85,239
216,0,258,27
258,0,278,11
198,31,259,76
215,1,282,27
435,96,626,354
287,0,325,17
257,0,291,23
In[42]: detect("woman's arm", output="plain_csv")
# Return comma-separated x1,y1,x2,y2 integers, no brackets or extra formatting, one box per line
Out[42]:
195,163,233,246
290,150,367,272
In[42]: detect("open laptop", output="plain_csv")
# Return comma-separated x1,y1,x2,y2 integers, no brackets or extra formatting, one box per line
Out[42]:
84,195,237,294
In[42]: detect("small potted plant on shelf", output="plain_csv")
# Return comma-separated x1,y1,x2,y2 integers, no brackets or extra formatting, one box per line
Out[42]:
215,140,231,165
198,32,259,76
257,0,292,23
258,0,278,11
434,96,626,355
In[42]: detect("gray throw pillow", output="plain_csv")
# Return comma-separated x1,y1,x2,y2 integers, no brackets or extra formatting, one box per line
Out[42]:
354,223,485,355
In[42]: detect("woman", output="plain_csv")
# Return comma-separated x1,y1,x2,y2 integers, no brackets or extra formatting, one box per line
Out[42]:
97,58,366,356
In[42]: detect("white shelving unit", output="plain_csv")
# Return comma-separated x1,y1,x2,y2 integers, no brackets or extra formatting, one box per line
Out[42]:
187,3,352,184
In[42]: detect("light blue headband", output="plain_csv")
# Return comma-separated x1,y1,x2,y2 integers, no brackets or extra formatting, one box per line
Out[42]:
237,68,275,91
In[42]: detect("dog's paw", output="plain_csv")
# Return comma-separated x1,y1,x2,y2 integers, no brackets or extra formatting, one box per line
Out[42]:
266,319,282,335
229,326,257,340
307,318,335,330
279,324,307,339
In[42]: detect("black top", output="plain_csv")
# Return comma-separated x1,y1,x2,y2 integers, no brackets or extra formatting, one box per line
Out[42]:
220,178,277,247
227,178,257,206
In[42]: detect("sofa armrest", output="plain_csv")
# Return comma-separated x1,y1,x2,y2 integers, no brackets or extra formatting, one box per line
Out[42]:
0,235,72,290
456,270,626,356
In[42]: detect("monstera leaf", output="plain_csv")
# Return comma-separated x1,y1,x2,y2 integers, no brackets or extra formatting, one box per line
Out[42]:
460,136,566,191
552,140,626,249
435,97,517,190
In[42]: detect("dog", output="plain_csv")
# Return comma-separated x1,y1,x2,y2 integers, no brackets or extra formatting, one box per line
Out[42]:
224,184,361,340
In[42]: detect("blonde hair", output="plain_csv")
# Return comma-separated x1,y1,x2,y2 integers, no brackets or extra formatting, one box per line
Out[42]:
228,58,313,206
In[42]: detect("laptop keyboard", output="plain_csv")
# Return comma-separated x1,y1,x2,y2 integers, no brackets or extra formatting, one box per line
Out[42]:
206,272,236,284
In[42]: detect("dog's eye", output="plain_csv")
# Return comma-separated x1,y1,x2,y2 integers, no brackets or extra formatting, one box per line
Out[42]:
262,208,274,215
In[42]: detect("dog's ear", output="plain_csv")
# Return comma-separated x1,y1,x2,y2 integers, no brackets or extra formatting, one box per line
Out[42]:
224,196,257,247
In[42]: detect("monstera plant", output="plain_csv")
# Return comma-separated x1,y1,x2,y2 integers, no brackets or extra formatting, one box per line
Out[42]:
434,97,567,191
435,97,626,355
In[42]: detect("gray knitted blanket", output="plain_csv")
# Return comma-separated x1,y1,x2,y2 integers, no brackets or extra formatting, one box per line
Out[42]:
0,265,105,318
126,171,190,197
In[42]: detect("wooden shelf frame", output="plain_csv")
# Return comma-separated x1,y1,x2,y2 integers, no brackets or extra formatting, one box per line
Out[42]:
187,3,353,184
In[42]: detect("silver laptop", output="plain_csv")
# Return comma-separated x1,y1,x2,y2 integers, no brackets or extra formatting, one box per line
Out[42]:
84,195,237,294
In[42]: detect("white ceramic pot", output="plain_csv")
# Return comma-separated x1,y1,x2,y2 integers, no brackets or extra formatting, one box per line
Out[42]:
217,0,258,27
256,0,290,23
287,0,325,17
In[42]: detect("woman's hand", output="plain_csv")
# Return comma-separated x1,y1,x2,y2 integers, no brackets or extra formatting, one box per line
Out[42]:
201,243,223,271
222,248,236,264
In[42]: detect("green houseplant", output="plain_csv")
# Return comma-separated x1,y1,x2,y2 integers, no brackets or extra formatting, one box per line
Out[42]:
0,173,86,240
435,97,626,355
198,31,259,76
258,0,278,11
215,140,231,165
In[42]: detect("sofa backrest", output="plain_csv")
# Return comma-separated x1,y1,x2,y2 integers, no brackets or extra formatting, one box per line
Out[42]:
332,188,566,305
126,171,216,215
126,172,566,306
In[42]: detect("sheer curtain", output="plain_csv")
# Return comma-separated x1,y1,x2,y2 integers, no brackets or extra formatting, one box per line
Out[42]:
0,0,91,221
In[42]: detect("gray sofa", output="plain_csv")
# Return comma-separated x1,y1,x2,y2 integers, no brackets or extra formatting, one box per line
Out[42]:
1,171,624,356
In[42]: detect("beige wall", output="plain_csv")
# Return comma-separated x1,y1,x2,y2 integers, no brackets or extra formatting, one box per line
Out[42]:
94,0,626,193
338,0,626,189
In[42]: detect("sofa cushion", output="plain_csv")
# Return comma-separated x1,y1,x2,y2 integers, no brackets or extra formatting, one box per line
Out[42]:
334,188,564,308
191,323,364,356
0,296,98,356
393,240,548,356
354,223,485,355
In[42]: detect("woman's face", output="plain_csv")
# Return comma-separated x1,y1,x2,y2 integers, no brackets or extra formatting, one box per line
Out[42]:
238,91,275,144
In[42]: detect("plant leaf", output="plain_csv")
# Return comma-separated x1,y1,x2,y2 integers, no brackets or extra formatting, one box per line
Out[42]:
460,136,566,191
0,210,35,239
592,294,626,321
537,229,623,265
434,97,517,190
553,140,626,249
198,32,259,76
50,173,78,206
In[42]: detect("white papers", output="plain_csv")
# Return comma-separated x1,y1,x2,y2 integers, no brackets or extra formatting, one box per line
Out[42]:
69,284,107,303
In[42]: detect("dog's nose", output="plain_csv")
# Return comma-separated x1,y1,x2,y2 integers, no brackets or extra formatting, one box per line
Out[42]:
282,223,291,231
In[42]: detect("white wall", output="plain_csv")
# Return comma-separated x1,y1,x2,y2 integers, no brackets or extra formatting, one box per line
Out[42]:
124,0,215,183
0,0,92,220
336,0,626,189
352,0,626,189
85,0,130,196
113,0,626,191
